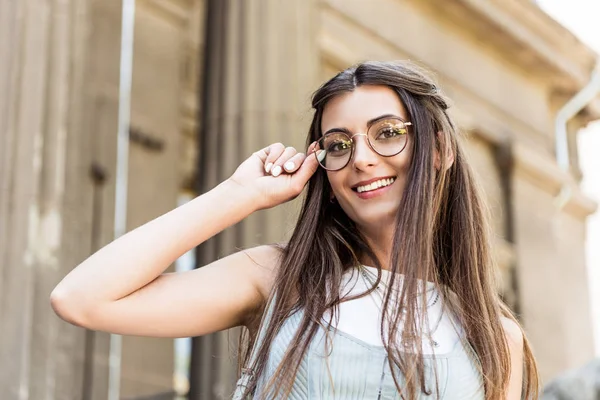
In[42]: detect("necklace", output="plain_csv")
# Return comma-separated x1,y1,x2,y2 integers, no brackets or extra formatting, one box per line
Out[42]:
359,266,440,308
358,266,442,349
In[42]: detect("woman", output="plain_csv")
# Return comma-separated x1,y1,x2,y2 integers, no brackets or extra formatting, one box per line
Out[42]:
51,60,539,399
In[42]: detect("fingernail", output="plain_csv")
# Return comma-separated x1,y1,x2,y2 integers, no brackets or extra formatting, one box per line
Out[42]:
316,150,327,162
284,161,295,171
272,165,282,177
265,162,273,173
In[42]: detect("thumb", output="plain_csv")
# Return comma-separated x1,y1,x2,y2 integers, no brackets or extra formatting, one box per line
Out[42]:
293,149,320,184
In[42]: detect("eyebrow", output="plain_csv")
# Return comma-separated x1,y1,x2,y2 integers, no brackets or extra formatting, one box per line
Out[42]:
322,113,404,135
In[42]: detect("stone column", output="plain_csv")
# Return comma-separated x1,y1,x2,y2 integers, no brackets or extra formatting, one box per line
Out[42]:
82,0,197,397
190,0,320,398
0,0,93,398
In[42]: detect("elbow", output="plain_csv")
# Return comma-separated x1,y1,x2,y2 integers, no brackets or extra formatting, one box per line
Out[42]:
50,286,91,328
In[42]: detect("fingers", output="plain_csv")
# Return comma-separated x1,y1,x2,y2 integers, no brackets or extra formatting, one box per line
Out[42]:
281,152,306,174
258,142,319,178
253,148,269,163
262,143,286,174
270,146,299,176
261,145,296,177
294,144,319,183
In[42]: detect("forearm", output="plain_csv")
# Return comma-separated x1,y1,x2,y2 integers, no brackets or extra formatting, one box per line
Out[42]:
52,179,258,305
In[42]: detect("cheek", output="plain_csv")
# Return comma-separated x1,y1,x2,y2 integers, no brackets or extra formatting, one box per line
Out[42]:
326,172,344,195
394,141,413,171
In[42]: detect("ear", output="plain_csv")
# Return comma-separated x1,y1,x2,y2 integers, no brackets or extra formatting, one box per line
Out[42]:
433,131,454,171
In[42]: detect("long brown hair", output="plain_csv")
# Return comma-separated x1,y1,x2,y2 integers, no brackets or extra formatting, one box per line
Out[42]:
238,60,539,399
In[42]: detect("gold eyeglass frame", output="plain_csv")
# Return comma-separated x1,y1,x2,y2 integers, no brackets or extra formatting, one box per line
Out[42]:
314,117,412,171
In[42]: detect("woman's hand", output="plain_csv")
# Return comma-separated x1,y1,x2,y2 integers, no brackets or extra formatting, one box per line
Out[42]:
229,142,319,210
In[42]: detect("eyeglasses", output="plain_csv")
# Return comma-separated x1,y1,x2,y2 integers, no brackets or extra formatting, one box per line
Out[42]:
314,117,411,171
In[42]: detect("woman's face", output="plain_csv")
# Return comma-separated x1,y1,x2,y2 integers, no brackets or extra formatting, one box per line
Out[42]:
321,85,413,231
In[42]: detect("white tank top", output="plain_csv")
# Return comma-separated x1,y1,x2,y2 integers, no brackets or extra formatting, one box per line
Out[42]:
244,266,484,399
323,265,463,354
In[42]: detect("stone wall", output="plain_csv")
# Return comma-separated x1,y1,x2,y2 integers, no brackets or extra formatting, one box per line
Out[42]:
81,1,201,397
0,0,203,398
0,0,93,398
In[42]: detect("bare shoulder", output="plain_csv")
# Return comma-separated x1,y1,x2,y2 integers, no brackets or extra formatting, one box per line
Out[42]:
500,316,524,349
500,317,526,399
234,244,285,333
239,244,284,300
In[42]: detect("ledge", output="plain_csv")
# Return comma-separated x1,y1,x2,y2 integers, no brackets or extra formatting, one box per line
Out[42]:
562,185,599,220
423,0,600,119
512,142,597,219
513,141,568,194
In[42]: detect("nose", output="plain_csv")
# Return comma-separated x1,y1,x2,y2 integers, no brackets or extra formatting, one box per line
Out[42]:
351,134,378,170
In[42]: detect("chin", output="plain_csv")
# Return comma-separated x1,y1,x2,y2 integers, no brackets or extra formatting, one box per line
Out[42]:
351,208,399,232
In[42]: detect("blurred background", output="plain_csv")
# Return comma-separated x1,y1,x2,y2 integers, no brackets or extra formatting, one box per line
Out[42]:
1,0,599,399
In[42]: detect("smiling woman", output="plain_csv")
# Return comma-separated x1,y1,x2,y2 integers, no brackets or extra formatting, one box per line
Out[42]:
318,86,414,234
50,60,539,399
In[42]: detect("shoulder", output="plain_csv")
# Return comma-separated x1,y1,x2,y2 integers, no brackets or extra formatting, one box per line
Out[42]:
500,316,524,350
241,244,285,301
239,244,285,332
500,317,526,399
500,316,525,372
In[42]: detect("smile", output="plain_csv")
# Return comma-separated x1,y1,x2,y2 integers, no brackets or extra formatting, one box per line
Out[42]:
354,177,396,193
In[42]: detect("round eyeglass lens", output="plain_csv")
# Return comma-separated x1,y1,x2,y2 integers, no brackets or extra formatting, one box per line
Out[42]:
368,118,409,156
315,132,352,171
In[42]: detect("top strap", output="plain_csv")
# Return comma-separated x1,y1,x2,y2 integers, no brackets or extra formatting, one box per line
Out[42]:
247,291,278,371
232,291,278,399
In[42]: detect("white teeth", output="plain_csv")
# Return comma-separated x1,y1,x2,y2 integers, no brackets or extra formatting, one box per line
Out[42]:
356,178,395,193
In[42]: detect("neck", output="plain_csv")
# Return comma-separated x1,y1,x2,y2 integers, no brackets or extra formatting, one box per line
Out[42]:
356,222,395,271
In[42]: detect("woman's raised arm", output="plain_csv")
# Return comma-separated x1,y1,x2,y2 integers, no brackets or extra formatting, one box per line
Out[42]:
50,142,318,337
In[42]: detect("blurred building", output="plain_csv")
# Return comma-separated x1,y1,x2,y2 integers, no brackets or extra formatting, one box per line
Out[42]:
1,0,598,399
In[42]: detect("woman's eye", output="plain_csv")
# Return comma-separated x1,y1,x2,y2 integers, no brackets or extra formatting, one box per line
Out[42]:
328,141,351,152
377,127,405,139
